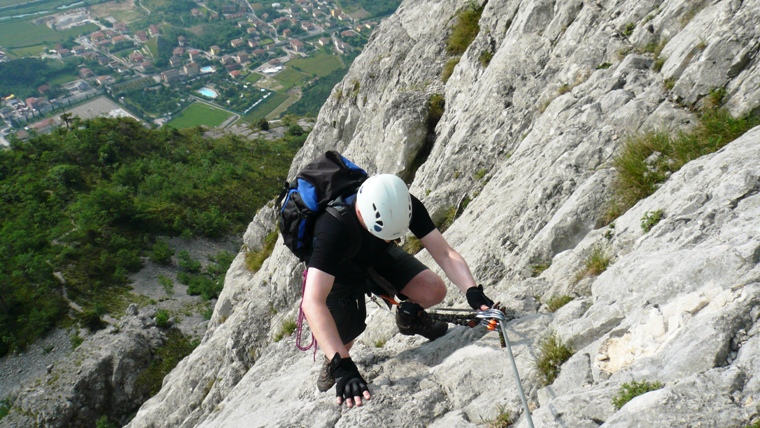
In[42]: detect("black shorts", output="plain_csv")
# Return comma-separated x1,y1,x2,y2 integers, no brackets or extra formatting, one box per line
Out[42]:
326,245,428,344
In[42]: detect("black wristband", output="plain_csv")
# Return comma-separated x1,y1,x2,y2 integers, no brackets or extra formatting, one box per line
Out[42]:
466,284,494,310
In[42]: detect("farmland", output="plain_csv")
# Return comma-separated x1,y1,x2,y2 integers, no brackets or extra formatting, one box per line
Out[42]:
243,92,290,122
0,19,98,49
288,52,345,77
167,102,234,129
274,68,310,90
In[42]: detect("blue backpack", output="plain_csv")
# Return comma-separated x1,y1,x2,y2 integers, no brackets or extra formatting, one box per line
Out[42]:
276,151,368,262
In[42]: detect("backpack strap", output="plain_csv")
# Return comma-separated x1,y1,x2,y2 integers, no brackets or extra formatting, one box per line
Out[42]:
326,199,362,261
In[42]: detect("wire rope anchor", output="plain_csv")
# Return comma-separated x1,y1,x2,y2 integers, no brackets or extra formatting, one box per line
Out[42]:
476,309,535,428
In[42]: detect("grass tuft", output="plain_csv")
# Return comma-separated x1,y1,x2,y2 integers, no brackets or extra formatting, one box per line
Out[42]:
482,404,513,427
603,109,760,224
273,318,297,342
442,57,460,82
575,244,611,282
640,210,664,233
446,2,485,56
546,295,574,312
244,231,278,273
536,334,573,385
612,380,664,409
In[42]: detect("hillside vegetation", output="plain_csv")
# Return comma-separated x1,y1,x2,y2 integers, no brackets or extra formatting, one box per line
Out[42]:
0,117,303,356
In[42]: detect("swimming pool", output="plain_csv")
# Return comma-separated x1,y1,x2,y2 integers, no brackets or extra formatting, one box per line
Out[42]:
197,87,218,98
200,66,215,74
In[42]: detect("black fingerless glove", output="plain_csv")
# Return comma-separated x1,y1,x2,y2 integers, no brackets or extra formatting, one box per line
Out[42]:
331,354,369,402
466,284,494,310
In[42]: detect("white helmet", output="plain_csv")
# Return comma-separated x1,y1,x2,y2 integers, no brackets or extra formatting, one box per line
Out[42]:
356,174,412,240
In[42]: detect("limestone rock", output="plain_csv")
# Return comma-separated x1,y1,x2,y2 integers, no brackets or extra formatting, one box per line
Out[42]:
126,1,760,427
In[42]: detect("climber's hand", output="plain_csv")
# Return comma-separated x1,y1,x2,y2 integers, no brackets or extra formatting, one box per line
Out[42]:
331,354,371,408
466,284,496,311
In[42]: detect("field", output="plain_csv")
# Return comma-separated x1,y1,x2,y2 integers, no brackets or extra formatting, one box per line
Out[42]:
167,102,233,129
274,68,309,90
242,92,289,122
0,20,99,48
144,38,159,59
288,52,345,77
90,0,144,22
245,73,262,84
67,96,139,121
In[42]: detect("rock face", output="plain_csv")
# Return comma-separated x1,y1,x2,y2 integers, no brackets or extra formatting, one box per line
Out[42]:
1,306,166,428
127,0,760,427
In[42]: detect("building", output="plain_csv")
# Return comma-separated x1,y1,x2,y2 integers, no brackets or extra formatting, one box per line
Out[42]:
96,75,114,86
79,67,95,78
25,97,43,110
136,31,149,42
210,45,221,56
129,51,144,63
230,38,245,48
169,56,183,67
188,50,203,62
235,53,249,64
173,47,185,56
290,39,305,52
318,37,330,46
184,62,200,76
161,69,180,83
149,24,160,37
229,70,241,79
178,35,186,46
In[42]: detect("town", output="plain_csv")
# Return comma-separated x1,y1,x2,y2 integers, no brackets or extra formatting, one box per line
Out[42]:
0,0,398,144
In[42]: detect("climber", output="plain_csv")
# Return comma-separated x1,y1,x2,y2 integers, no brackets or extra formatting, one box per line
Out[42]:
300,173,496,409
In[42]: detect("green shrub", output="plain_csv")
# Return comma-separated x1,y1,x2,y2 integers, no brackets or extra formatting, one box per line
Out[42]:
536,334,573,385
442,57,460,82
70,331,84,349
78,309,106,332
479,50,493,67
155,309,170,328
287,124,304,136
640,210,663,233
603,109,760,224
273,318,297,342
531,262,551,277
0,398,10,420
575,245,611,282
426,93,446,133
178,250,202,273
622,22,635,37
403,236,424,255
612,380,664,409
546,295,574,312
186,275,223,301
447,2,484,55
244,231,278,273
482,404,513,428
158,274,174,297
150,239,175,265
135,329,198,396
96,416,116,428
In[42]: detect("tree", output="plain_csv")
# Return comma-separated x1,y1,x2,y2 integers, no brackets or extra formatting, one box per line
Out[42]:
60,113,73,129
258,118,269,131
287,124,304,136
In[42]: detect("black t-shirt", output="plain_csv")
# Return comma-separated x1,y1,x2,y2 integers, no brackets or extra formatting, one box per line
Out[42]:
309,195,435,284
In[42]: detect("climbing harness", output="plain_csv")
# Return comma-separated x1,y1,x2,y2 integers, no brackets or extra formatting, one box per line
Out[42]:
476,308,535,428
